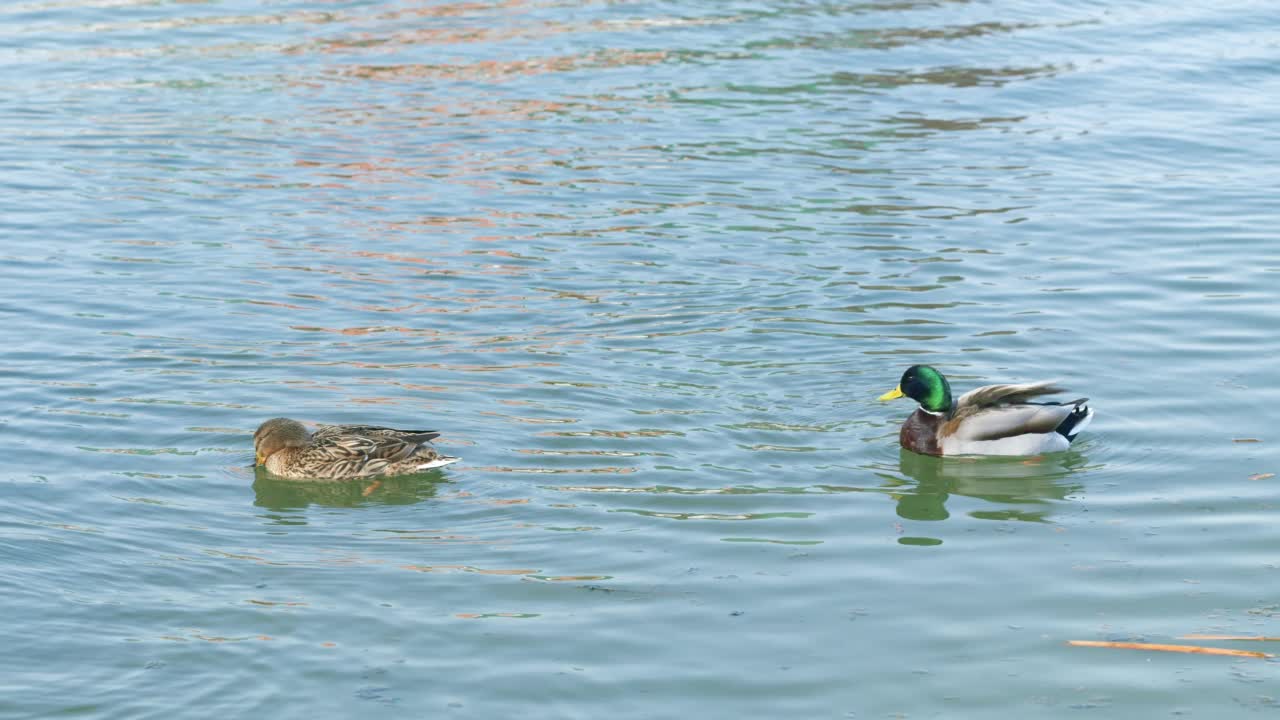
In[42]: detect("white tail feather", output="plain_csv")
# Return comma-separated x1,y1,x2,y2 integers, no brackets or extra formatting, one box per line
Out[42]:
1068,408,1094,437
417,456,460,470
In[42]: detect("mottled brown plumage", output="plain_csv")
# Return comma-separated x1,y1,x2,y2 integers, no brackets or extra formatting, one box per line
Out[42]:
253,418,459,481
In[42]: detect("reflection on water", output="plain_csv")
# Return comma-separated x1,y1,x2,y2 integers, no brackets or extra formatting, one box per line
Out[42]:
252,469,446,511
885,448,1091,533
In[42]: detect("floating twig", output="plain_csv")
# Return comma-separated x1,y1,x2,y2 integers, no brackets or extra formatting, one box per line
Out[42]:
1068,640,1270,659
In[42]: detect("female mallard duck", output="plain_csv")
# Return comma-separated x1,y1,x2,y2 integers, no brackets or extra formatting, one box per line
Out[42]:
253,418,459,480
878,365,1093,456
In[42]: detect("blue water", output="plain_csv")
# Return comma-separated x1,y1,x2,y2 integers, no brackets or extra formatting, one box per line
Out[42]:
2,0,1280,716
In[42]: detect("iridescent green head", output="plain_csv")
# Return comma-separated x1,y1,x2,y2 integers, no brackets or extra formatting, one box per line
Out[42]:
877,365,953,413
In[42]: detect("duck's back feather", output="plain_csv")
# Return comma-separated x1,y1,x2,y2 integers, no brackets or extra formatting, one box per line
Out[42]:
313,424,441,444
954,381,1070,411
269,423,454,479
944,381,1088,442
943,404,1078,442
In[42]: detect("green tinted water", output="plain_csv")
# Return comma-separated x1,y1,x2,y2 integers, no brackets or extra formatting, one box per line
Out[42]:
2,0,1279,716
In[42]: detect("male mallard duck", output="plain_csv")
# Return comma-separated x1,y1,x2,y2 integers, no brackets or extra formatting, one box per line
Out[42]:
878,365,1093,456
253,418,459,480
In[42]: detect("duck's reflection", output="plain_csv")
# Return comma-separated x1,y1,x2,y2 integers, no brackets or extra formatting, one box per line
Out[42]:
890,448,1089,526
252,467,446,511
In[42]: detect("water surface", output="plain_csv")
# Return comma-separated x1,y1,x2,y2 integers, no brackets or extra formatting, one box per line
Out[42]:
2,0,1280,716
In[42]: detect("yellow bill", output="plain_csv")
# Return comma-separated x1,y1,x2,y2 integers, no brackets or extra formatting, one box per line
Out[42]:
255,453,264,465
878,385,904,401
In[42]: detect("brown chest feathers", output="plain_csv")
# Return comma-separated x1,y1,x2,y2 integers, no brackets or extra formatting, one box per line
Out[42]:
899,408,944,456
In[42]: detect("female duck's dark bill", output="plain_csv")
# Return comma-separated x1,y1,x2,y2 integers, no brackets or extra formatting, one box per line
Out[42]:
878,386,904,401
